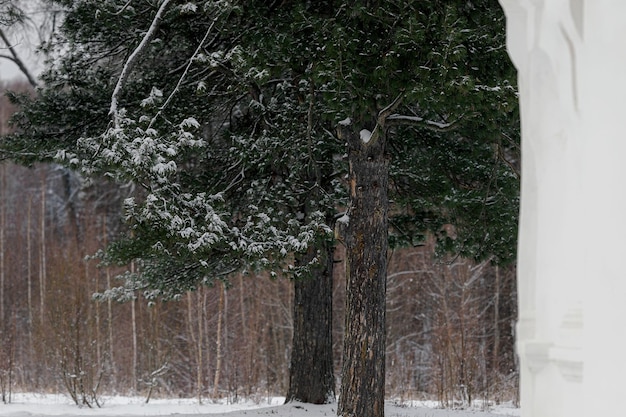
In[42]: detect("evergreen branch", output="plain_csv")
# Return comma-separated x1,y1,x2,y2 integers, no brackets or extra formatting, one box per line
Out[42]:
109,0,173,127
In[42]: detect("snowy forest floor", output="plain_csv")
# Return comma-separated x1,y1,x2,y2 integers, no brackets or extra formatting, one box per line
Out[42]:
0,394,520,417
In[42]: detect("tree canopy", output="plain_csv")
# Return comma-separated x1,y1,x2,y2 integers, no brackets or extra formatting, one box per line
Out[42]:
2,0,519,414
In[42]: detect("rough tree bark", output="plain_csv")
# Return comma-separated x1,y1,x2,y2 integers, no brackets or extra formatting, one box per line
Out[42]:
337,120,389,417
286,239,336,404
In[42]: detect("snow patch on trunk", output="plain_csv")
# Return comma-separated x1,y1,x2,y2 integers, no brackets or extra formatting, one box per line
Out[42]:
360,129,372,144
337,213,349,226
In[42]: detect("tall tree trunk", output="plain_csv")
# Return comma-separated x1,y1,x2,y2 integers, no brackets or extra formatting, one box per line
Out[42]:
493,265,500,374
0,119,4,327
213,282,225,399
197,289,205,404
61,168,82,249
39,171,47,326
285,239,336,404
337,121,388,417
93,260,101,371
27,197,33,355
104,222,115,380
238,274,251,395
286,84,337,403
130,262,138,393
106,266,115,381
186,291,202,403
0,163,5,324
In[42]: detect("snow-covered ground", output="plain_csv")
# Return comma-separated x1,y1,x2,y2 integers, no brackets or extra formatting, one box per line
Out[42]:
0,394,520,417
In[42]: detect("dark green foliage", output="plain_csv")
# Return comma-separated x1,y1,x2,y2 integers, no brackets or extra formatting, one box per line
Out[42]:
0,1,519,410
2,0,519,294
233,0,520,263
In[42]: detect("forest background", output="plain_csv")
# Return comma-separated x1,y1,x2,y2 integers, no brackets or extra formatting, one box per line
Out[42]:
0,0,520,411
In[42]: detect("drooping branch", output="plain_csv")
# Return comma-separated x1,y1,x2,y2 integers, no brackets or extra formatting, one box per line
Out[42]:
109,0,173,127
0,28,39,87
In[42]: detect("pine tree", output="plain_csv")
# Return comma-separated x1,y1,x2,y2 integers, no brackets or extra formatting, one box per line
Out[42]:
231,2,518,415
4,0,341,403
2,1,519,413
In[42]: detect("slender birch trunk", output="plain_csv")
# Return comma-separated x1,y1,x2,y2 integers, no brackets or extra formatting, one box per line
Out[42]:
197,290,204,403
493,265,501,372
104,221,115,377
130,262,138,393
186,291,202,403
27,197,33,354
106,266,114,377
237,275,247,392
213,282,225,399
0,163,6,324
93,261,101,369
39,171,47,326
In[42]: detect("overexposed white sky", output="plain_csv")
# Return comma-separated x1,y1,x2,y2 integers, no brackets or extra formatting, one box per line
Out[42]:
0,28,43,82
0,56,28,82
1,0,52,83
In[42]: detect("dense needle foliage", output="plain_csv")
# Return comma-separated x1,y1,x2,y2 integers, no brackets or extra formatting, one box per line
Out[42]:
225,0,519,260
4,1,518,291
2,2,518,411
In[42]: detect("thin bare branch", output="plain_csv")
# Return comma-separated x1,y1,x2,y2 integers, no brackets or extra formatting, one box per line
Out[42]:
0,28,38,87
148,17,218,129
109,0,173,127
112,0,133,16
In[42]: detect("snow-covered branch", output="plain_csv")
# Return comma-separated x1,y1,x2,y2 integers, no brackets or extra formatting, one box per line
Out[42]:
387,114,463,132
109,0,173,127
